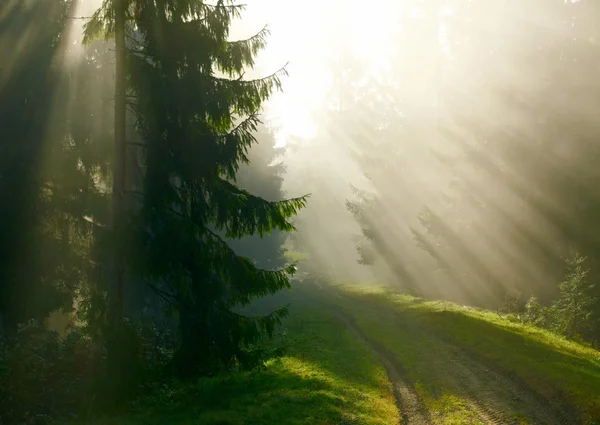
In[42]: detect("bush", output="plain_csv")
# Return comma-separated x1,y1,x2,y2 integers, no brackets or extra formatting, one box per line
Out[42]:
524,295,546,326
0,321,103,424
133,310,176,375
551,253,596,339
521,254,598,344
500,289,525,323
0,305,213,423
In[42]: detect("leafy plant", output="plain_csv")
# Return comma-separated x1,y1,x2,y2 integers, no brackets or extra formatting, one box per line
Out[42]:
551,253,596,339
0,322,102,424
524,295,546,327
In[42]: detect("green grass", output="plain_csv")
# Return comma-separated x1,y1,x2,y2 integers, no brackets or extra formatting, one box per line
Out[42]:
302,283,490,424
323,282,600,424
63,281,600,424
74,297,397,425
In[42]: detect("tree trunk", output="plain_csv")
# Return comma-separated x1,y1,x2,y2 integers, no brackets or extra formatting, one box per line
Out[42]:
173,315,206,377
104,0,128,397
109,0,126,330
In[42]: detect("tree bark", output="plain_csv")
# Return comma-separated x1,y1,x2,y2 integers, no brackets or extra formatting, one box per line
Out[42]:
109,0,126,329
102,0,129,399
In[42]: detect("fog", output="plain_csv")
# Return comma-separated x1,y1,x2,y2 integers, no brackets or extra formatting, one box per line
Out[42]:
5,0,600,310
231,0,600,307
3,3,600,422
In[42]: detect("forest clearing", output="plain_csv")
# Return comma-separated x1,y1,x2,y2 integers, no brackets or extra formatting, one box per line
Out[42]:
3,1,600,424
68,279,600,425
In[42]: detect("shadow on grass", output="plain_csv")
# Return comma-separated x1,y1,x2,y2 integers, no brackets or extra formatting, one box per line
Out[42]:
85,291,395,425
417,309,599,410
246,281,599,423
117,365,355,425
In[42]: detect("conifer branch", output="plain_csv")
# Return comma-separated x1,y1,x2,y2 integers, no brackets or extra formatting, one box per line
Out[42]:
212,63,289,85
227,25,270,45
228,305,290,322
146,282,179,307
154,202,295,278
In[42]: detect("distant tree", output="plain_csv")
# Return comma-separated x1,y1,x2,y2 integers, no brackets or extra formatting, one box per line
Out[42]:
409,0,600,316
341,10,440,293
0,4,117,419
551,254,597,339
0,0,69,336
0,0,111,337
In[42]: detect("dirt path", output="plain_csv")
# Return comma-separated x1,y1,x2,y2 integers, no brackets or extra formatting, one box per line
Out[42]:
336,313,432,425
316,285,430,424
385,310,578,425
310,284,578,425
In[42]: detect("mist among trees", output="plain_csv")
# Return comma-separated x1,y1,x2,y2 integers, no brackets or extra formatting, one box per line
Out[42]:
1,0,600,424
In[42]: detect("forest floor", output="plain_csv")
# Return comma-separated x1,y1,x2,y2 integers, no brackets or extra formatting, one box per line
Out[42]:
75,279,600,425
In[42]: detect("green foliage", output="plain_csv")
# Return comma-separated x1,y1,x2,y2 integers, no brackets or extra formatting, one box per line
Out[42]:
500,290,524,323
524,296,547,327
551,254,597,339
0,0,114,337
82,0,115,45
82,0,308,376
0,317,181,424
63,298,398,425
132,311,176,373
518,254,598,343
227,125,290,270
0,322,102,424
0,0,73,335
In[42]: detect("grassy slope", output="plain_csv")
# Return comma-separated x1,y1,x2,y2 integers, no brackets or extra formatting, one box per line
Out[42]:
321,282,600,424
66,281,600,424
77,296,397,425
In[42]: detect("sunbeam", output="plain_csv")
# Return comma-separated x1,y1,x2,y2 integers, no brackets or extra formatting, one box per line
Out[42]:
2,1,600,422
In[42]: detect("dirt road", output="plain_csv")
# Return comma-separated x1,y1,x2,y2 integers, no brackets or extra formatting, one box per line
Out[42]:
309,284,579,425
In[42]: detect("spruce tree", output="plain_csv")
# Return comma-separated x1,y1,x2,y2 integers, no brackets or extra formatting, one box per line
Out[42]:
0,0,68,335
85,0,307,374
0,0,111,336
227,124,288,270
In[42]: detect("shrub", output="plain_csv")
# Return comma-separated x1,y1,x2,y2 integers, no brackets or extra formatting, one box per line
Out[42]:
0,321,103,424
500,289,525,323
551,253,596,339
524,295,546,326
522,254,598,343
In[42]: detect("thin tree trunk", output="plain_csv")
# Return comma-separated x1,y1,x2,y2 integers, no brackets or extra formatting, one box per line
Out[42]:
102,0,129,398
109,0,126,330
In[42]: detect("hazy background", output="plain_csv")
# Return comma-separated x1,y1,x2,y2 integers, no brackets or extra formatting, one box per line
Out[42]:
239,0,600,309
5,0,600,311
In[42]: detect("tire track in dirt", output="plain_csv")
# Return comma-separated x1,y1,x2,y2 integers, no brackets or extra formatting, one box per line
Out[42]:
310,284,432,424
386,310,579,425
336,312,433,425
308,283,579,425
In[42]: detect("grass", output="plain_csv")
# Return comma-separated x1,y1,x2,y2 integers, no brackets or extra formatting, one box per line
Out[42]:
63,280,600,424
73,295,398,425
301,283,492,424
319,282,600,424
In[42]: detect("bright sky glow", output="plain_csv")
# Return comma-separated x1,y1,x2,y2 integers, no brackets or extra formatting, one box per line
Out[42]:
240,0,406,146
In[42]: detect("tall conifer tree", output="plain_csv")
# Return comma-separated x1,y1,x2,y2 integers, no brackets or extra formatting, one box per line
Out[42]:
85,0,307,373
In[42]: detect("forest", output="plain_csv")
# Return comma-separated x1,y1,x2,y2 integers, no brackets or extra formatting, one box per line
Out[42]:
1,0,600,424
